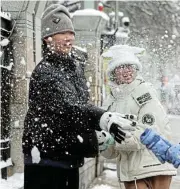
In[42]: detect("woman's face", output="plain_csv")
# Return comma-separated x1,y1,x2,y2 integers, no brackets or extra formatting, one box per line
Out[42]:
45,32,75,54
114,65,136,85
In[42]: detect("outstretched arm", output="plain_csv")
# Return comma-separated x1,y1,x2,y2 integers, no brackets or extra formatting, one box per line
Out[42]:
32,70,135,141
140,128,180,168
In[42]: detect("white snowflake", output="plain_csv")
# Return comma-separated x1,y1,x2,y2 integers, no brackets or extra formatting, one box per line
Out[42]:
41,123,47,127
86,82,90,88
0,38,9,46
0,51,3,57
20,57,26,65
77,135,83,143
14,120,19,128
31,146,41,163
89,76,92,82
172,35,176,39
48,37,52,41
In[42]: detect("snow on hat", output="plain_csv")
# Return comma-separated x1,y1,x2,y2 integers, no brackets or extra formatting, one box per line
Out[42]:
41,4,75,39
102,45,145,75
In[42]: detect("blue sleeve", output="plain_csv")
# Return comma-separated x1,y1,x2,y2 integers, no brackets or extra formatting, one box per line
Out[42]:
140,128,172,163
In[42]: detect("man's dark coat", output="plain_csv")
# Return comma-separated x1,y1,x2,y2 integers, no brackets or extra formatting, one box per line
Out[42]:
23,48,105,168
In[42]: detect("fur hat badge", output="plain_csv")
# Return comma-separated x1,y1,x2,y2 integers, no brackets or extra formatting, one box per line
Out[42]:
102,45,145,74
41,4,75,39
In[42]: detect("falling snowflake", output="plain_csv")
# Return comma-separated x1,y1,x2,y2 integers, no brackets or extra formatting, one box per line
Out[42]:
48,37,52,41
89,76,92,82
0,51,3,57
14,120,19,128
86,82,90,88
20,57,26,65
0,38,10,46
77,135,83,143
41,123,47,127
172,35,176,40
31,146,41,163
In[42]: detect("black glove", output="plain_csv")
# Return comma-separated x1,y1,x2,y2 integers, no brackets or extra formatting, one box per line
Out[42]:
109,123,131,143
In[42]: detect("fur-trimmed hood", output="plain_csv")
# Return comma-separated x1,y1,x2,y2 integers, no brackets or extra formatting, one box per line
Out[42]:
102,45,145,77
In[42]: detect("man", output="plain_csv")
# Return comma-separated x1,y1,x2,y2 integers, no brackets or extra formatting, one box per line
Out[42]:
99,45,176,189
22,4,133,189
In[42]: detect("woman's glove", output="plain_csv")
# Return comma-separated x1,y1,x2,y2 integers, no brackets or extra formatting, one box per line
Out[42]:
166,144,180,168
99,112,136,144
96,130,115,151
140,128,172,163
140,128,180,168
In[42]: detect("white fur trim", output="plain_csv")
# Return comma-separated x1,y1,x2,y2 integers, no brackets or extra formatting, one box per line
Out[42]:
102,45,144,76
107,52,142,74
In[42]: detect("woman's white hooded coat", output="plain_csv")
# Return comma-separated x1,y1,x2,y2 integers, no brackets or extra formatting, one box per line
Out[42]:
101,75,177,181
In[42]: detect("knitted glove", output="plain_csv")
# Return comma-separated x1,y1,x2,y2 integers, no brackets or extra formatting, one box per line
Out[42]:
140,128,172,163
96,130,115,152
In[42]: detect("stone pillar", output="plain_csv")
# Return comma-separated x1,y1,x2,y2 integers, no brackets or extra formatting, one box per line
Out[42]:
72,10,108,106
72,9,108,189
10,1,36,174
34,1,47,64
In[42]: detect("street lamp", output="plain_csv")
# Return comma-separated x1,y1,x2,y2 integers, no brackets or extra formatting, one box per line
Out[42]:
100,12,130,54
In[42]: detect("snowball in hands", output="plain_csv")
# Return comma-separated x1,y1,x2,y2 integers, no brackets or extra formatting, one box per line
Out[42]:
99,112,135,143
100,112,135,131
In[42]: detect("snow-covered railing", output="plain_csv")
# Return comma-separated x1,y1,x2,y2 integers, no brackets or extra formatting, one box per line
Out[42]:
0,158,12,169
0,11,11,21
1,10,15,40
0,138,11,168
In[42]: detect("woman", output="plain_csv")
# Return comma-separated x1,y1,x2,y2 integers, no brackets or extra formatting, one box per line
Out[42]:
100,45,176,189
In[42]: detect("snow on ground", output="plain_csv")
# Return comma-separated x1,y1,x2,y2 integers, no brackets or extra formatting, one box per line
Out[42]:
0,173,23,189
0,165,180,189
91,185,112,189
103,162,116,170
101,169,117,179
72,9,109,21
89,169,120,189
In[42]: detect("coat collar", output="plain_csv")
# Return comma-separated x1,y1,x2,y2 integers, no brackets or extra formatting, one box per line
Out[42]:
44,50,76,71
109,75,145,99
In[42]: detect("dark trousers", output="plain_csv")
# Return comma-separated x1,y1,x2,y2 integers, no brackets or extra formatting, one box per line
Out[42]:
24,164,79,189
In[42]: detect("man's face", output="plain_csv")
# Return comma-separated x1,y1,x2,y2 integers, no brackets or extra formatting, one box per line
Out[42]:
114,64,137,85
45,32,75,54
